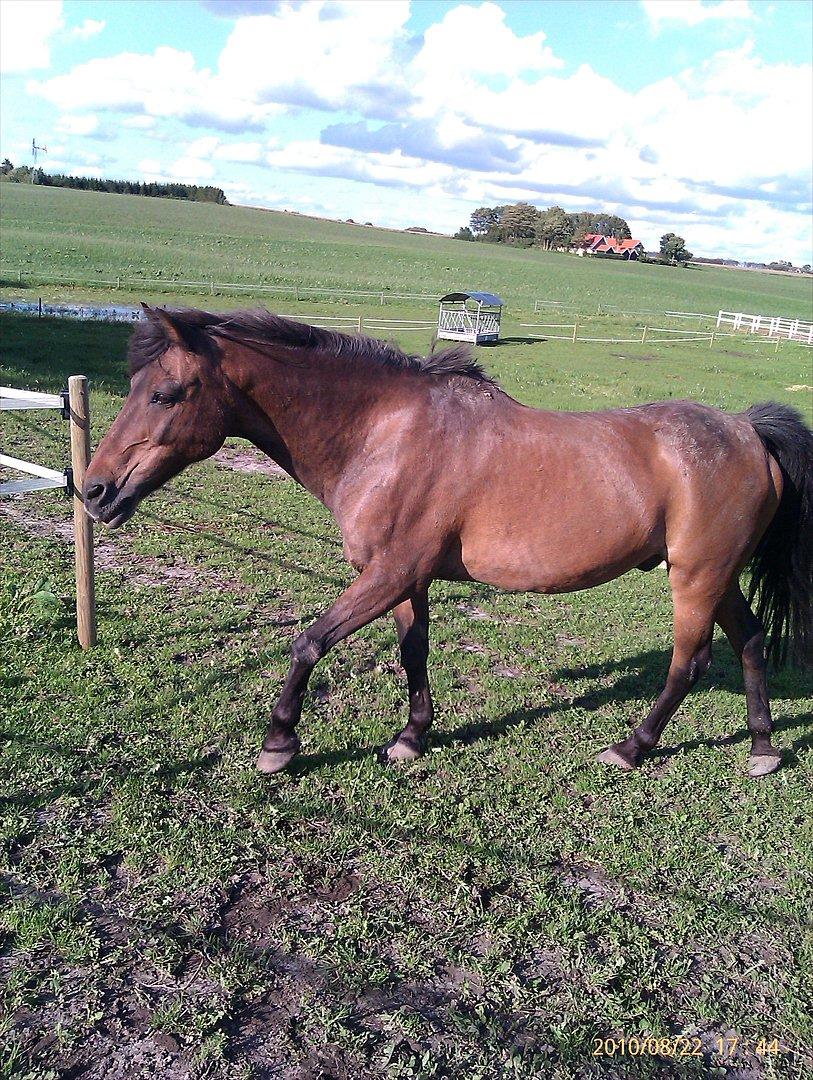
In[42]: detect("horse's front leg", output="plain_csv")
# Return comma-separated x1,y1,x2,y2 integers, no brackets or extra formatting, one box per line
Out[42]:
380,589,434,764
257,563,412,773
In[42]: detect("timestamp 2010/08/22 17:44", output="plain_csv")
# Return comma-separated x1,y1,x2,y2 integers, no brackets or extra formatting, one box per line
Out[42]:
592,1035,785,1059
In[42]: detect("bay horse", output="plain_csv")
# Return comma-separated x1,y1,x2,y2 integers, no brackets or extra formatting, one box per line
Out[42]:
84,306,812,778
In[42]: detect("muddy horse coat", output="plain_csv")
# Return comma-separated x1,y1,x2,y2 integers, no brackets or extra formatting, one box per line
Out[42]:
84,307,813,778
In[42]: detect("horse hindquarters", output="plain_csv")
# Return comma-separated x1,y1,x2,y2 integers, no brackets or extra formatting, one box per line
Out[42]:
599,408,786,774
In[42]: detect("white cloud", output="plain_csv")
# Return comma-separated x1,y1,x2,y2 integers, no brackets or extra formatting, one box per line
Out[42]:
216,0,412,117
641,0,754,31
70,17,104,41
56,113,99,136
169,156,217,182
29,46,282,133
412,2,561,80
214,141,264,163
0,0,63,73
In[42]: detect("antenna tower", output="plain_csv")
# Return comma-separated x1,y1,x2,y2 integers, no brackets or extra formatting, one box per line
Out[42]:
31,138,47,181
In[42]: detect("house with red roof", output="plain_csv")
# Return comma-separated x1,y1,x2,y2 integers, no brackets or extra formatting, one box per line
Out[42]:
574,233,644,259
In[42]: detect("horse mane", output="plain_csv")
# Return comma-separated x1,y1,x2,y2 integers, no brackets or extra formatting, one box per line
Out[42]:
128,307,495,386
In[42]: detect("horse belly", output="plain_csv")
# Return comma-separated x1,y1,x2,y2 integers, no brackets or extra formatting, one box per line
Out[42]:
455,480,662,593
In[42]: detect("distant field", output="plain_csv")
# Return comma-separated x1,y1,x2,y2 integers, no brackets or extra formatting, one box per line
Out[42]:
2,311,812,1079
2,183,813,320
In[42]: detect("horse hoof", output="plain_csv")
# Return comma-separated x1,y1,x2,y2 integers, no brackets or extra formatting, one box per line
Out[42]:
379,737,424,765
748,753,782,778
597,746,637,771
256,746,299,774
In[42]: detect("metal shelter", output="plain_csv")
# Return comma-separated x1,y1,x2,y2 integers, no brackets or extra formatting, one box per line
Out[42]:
437,291,503,344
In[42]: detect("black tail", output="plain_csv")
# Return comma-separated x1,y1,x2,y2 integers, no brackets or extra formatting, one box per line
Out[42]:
745,402,813,668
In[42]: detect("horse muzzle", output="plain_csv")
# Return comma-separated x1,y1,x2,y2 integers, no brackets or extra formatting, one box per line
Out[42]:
82,476,140,528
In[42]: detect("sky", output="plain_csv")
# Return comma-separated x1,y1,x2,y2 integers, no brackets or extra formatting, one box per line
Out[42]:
1,0,811,264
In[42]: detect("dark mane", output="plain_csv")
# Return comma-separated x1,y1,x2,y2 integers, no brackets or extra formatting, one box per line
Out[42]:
128,307,495,386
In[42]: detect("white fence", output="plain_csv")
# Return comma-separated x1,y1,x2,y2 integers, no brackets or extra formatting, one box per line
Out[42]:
519,321,722,346
717,310,813,344
1,267,442,306
1,378,97,648
0,300,435,334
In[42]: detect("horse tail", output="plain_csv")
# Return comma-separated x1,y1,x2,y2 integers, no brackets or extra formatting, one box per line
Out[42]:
744,402,813,668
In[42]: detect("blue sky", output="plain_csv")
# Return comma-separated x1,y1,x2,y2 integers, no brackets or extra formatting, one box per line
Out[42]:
1,0,811,263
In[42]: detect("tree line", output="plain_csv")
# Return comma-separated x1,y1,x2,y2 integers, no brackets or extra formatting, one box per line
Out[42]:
454,202,632,249
0,160,228,205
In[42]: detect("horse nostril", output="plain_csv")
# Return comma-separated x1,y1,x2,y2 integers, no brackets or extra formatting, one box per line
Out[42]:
84,479,113,507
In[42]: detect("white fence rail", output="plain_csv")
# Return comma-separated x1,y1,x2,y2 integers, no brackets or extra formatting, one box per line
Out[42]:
0,300,436,335
0,452,67,494
1,387,70,495
1,377,97,648
520,322,721,346
1,267,442,306
717,310,813,344
1,386,65,410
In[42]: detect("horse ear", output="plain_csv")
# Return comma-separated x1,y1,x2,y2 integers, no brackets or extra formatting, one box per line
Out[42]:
152,307,189,349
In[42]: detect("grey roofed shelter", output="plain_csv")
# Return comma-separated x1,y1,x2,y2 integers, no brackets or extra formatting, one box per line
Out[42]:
437,291,504,344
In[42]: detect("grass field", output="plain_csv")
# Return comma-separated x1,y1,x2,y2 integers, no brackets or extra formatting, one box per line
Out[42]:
2,297,812,1079
2,184,813,323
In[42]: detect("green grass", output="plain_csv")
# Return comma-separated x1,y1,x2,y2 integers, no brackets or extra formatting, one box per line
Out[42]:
2,183,813,321
1,310,811,1079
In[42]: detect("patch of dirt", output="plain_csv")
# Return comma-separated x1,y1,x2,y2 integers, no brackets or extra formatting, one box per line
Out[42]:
2,860,565,1079
553,859,625,909
0,499,245,594
212,446,289,479
494,663,525,679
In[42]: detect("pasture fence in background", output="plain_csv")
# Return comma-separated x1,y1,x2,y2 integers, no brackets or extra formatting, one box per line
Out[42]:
1,298,808,351
0,299,437,334
520,321,737,347
716,310,813,344
1,267,442,306
1,377,96,648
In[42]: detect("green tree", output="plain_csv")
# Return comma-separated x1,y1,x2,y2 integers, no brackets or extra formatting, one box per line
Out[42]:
470,206,502,235
0,158,13,175
536,205,574,250
567,211,631,240
453,226,475,241
500,202,540,243
660,233,693,264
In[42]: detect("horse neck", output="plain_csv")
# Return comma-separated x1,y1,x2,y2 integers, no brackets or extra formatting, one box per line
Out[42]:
221,339,390,504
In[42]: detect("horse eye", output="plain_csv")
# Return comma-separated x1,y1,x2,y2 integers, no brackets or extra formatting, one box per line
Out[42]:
150,391,176,407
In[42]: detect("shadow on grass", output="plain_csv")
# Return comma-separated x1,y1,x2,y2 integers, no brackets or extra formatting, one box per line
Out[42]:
481,336,546,347
267,644,812,778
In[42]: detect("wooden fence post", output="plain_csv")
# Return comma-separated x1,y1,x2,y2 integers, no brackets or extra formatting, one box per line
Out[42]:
709,332,715,348
641,326,648,344
68,375,96,649
572,319,579,344
358,315,363,333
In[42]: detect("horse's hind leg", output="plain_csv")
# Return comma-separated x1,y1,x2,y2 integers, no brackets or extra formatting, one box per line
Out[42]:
715,585,781,777
598,571,720,770
381,589,434,764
